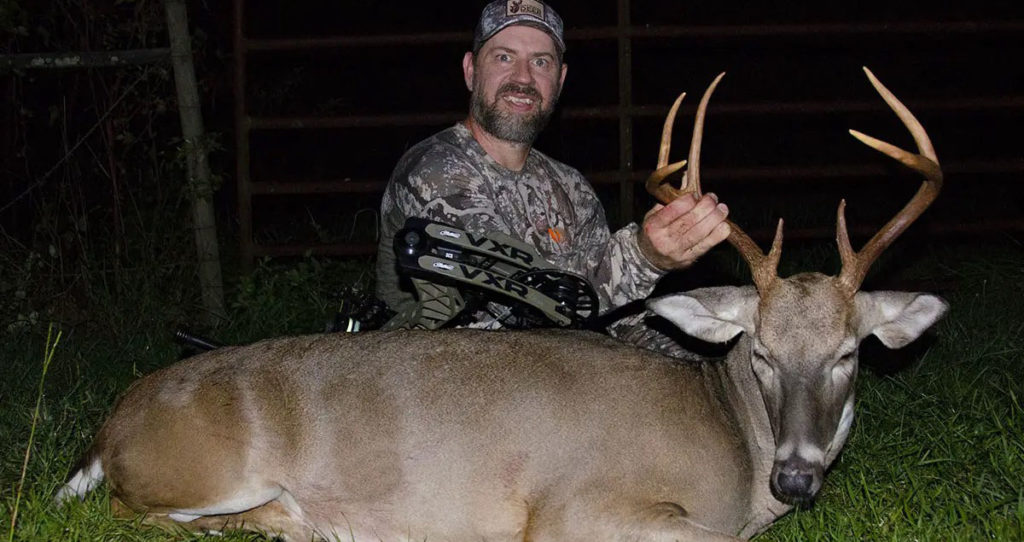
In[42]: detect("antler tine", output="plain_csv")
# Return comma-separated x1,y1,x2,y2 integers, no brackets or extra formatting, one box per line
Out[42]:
729,217,784,293
645,72,782,293
645,73,726,204
658,92,686,168
645,92,690,203
682,72,726,202
836,67,944,294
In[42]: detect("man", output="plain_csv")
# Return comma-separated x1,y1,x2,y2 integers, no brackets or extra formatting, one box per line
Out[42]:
376,0,730,346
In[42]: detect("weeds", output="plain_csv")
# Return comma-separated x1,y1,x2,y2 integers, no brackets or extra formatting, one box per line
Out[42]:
7,325,61,542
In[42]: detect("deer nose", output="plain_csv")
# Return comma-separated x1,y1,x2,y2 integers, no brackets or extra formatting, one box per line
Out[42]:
777,469,813,496
771,460,822,504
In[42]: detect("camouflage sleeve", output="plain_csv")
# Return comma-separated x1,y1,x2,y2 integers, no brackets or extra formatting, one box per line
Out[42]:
553,186,665,312
376,145,507,315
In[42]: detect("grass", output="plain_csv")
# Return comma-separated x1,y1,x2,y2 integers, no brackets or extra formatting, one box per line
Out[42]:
1,240,1022,541
7,325,60,542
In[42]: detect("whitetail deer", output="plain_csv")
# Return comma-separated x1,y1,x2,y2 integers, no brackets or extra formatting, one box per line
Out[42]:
58,68,946,541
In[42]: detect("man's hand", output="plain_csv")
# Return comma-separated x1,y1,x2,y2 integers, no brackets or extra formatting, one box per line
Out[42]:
637,193,731,270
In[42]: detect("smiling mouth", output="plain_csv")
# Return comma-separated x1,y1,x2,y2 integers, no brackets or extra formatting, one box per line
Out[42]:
503,94,536,107
497,82,542,110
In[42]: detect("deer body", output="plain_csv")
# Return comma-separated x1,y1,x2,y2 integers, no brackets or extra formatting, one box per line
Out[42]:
67,329,761,541
60,276,945,541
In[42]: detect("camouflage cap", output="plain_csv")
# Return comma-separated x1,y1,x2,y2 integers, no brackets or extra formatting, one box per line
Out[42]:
473,0,565,54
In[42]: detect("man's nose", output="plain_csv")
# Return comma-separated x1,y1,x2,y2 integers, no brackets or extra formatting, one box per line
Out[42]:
510,59,533,83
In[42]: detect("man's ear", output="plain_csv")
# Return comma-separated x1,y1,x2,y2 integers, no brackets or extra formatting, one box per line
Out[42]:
462,52,475,92
559,61,567,88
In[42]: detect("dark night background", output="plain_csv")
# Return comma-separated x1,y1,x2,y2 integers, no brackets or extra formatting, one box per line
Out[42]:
1,0,1022,275
237,0,1024,256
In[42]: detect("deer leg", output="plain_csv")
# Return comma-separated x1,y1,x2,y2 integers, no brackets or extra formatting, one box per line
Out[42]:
112,495,317,541
528,498,744,542
625,502,745,542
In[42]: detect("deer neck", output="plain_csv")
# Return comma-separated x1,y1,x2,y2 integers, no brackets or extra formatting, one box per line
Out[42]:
715,333,793,535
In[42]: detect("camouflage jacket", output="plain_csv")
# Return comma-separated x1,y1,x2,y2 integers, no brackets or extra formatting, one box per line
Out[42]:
376,122,664,323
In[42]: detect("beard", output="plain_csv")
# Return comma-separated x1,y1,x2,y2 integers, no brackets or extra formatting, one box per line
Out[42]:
470,81,559,145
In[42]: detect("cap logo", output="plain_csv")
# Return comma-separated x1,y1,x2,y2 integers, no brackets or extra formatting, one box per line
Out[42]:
507,0,545,20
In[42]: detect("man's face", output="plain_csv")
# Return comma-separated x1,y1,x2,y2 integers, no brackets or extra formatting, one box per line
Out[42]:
464,25,568,144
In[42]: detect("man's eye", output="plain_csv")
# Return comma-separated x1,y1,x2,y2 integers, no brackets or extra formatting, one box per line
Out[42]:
497,53,512,62
533,58,548,68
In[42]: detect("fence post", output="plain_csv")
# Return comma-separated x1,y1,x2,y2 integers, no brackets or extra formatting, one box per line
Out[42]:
164,0,227,326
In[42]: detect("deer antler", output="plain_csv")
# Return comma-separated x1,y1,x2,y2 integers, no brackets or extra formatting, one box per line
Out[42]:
645,73,783,293
644,91,690,202
835,67,943,295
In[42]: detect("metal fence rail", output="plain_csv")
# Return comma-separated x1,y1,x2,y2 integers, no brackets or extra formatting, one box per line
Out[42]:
233,1,1024,264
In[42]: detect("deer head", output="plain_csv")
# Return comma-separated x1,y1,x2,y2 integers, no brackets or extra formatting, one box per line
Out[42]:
645,68,948,504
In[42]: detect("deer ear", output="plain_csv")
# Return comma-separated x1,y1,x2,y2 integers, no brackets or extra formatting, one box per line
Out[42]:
647,286,759,343
855,292,949,349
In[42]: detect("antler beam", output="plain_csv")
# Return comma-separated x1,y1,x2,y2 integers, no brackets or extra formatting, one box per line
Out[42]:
835,67,944,295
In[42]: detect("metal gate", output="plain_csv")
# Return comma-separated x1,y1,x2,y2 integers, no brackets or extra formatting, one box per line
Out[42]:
233,0,1024,265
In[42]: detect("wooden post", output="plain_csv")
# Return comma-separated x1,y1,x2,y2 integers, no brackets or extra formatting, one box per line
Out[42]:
164,0,226,327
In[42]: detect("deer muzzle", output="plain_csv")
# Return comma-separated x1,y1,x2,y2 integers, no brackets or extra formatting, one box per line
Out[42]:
771,456,824,505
